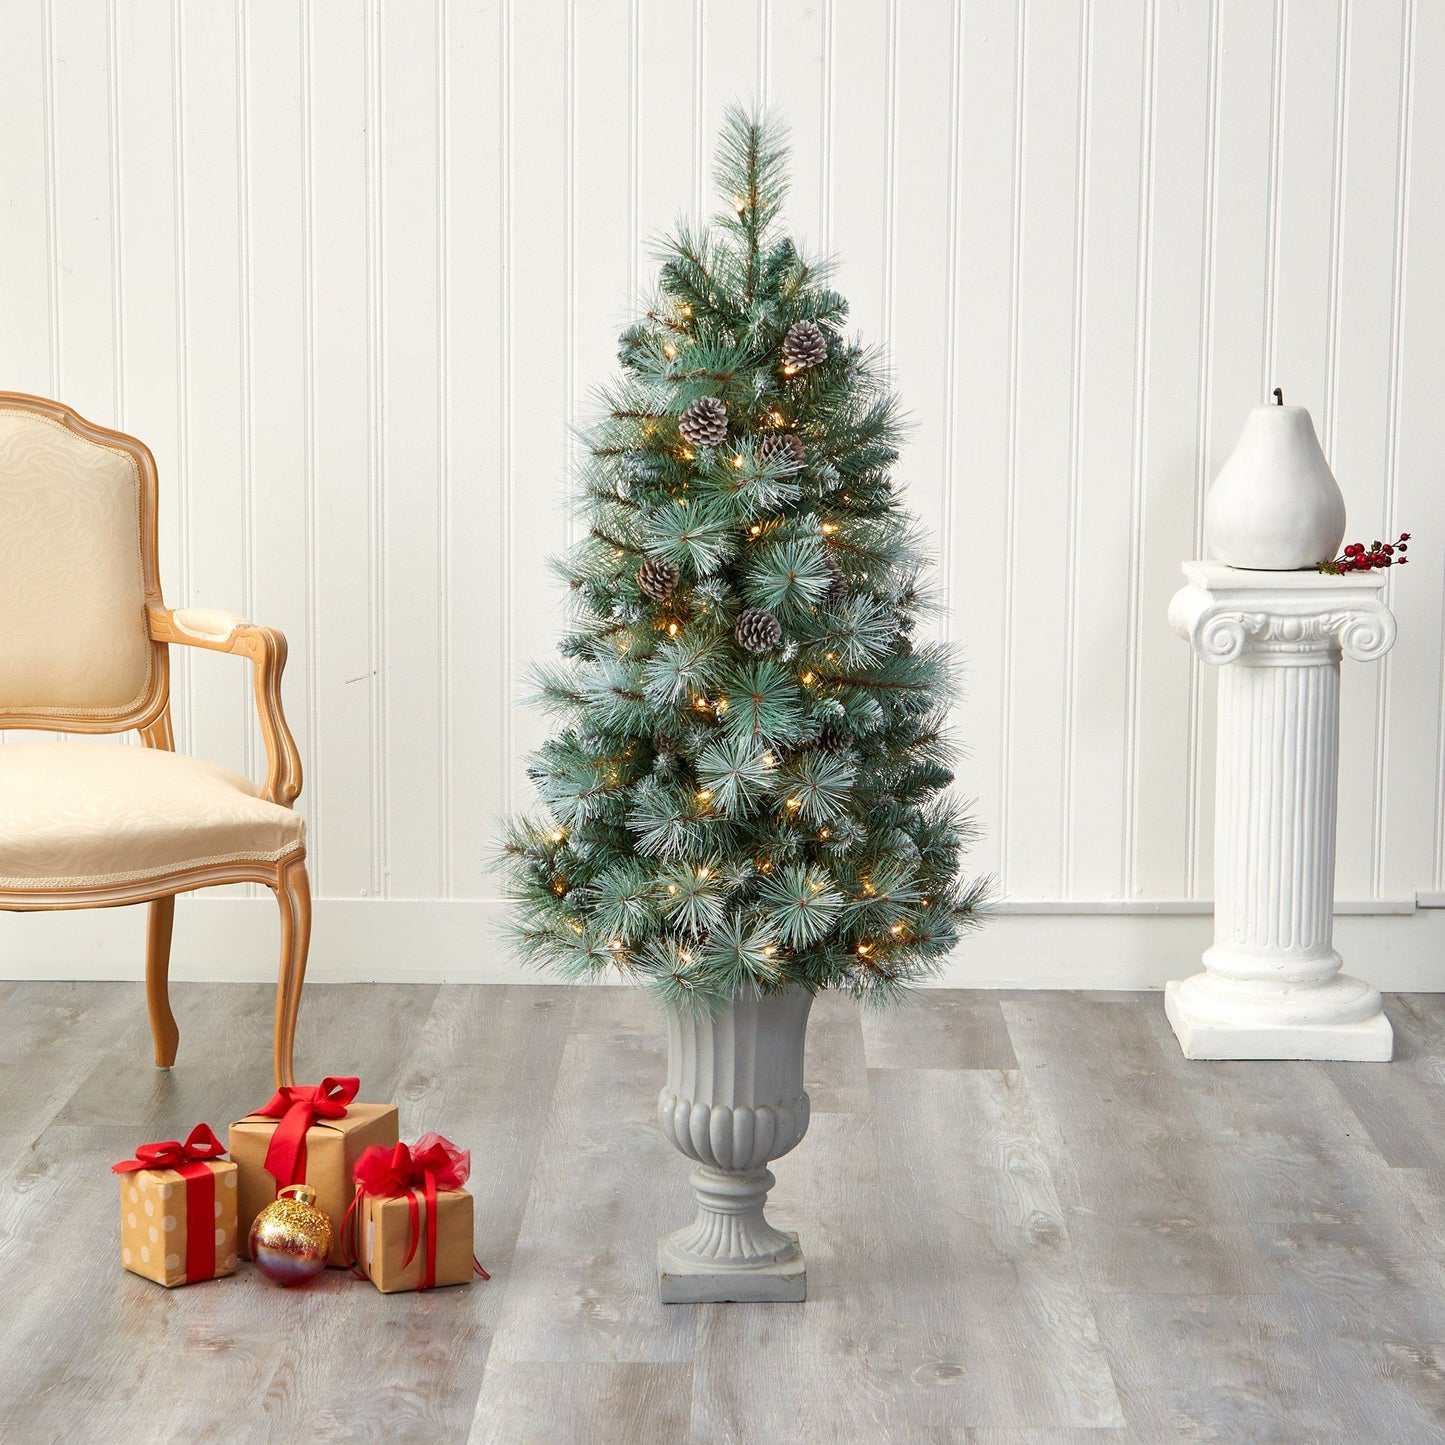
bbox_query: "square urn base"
[657,1232,806,1304]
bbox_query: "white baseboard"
[3,897,1443,992]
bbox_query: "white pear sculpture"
[1204,393,1346,570]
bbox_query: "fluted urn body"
[657,986,812,1302]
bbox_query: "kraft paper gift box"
[346,1134,486,1293]
[229,1077,398,1268]
[113,1124,238,1288]
[362,1187,475,1293]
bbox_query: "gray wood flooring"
[4,982,1445,1443]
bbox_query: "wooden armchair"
[0,393,309,1086]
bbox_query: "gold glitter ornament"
[248,1184,333,1287]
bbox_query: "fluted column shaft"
[1213,656,1339,974]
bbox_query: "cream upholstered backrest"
[0,399,162,725]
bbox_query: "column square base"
[658,1232,806,1303]
[1165,980,1393,1062]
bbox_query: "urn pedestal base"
[657,1231,805,1304]
[656,988,814,1304]
[1165,978,1392,1061]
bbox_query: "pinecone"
[636,558,680,602]
[678,396,728,448]
[782,320,827,372]
[817,720,850,752]
[758,432,806,473]
[734,608,783,654]
[822,555,847,607]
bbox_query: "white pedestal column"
[1166,561,1397,1061]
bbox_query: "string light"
[734,197,747,213]
[856,942,873,958]
[552,881,566,896]
[890,923,906,937]
[549,829,566,843]
[760,752,776,768]
[732,454,746,469]
[697,865,710,879]
[696,789,713,805]
[667,622,680,636]
[769,410,785,426]
[714,698,728,713]
[663,343,678,359]
[667,883,679,895]
[785,796,802,812]
[679,304,692,318]
[758,857,774,874]
[610,938,624,951]
[818,828,832,840]
[782,364,798,377]
[762,945,777,958]
[694,696,711,712]
[820,521,838,536]
[801,670,817,687]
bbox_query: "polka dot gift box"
[112,1124,238,1288]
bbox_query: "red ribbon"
[250,1076,359,1191]
[112,1122,227,1175]
[113,1123,227,1282]
[343,1134,489,1289]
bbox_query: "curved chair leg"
[145,895,180,1068]
[272,855,311,1087]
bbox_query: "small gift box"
[113,1124,238,1287]
[344,1134,489,1293]
[230,1077,398,1268]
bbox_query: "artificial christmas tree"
[497,105,984,1299]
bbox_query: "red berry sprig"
[1319,532,1411,575]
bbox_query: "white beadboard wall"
[3,0,1444,989]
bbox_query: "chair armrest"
[147,604,303,807]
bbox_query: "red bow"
[353,1134,471,1196]
[112,1123,227,1282]
[345,1134,488,1288]
[251,1076,359,1191]
[112,1122,227,1174]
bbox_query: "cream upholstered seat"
[0,393,310,1086]
[0,742,304,889]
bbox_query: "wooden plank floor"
[4,983,1445,1443]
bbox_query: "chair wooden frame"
[0,392,309,1086]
